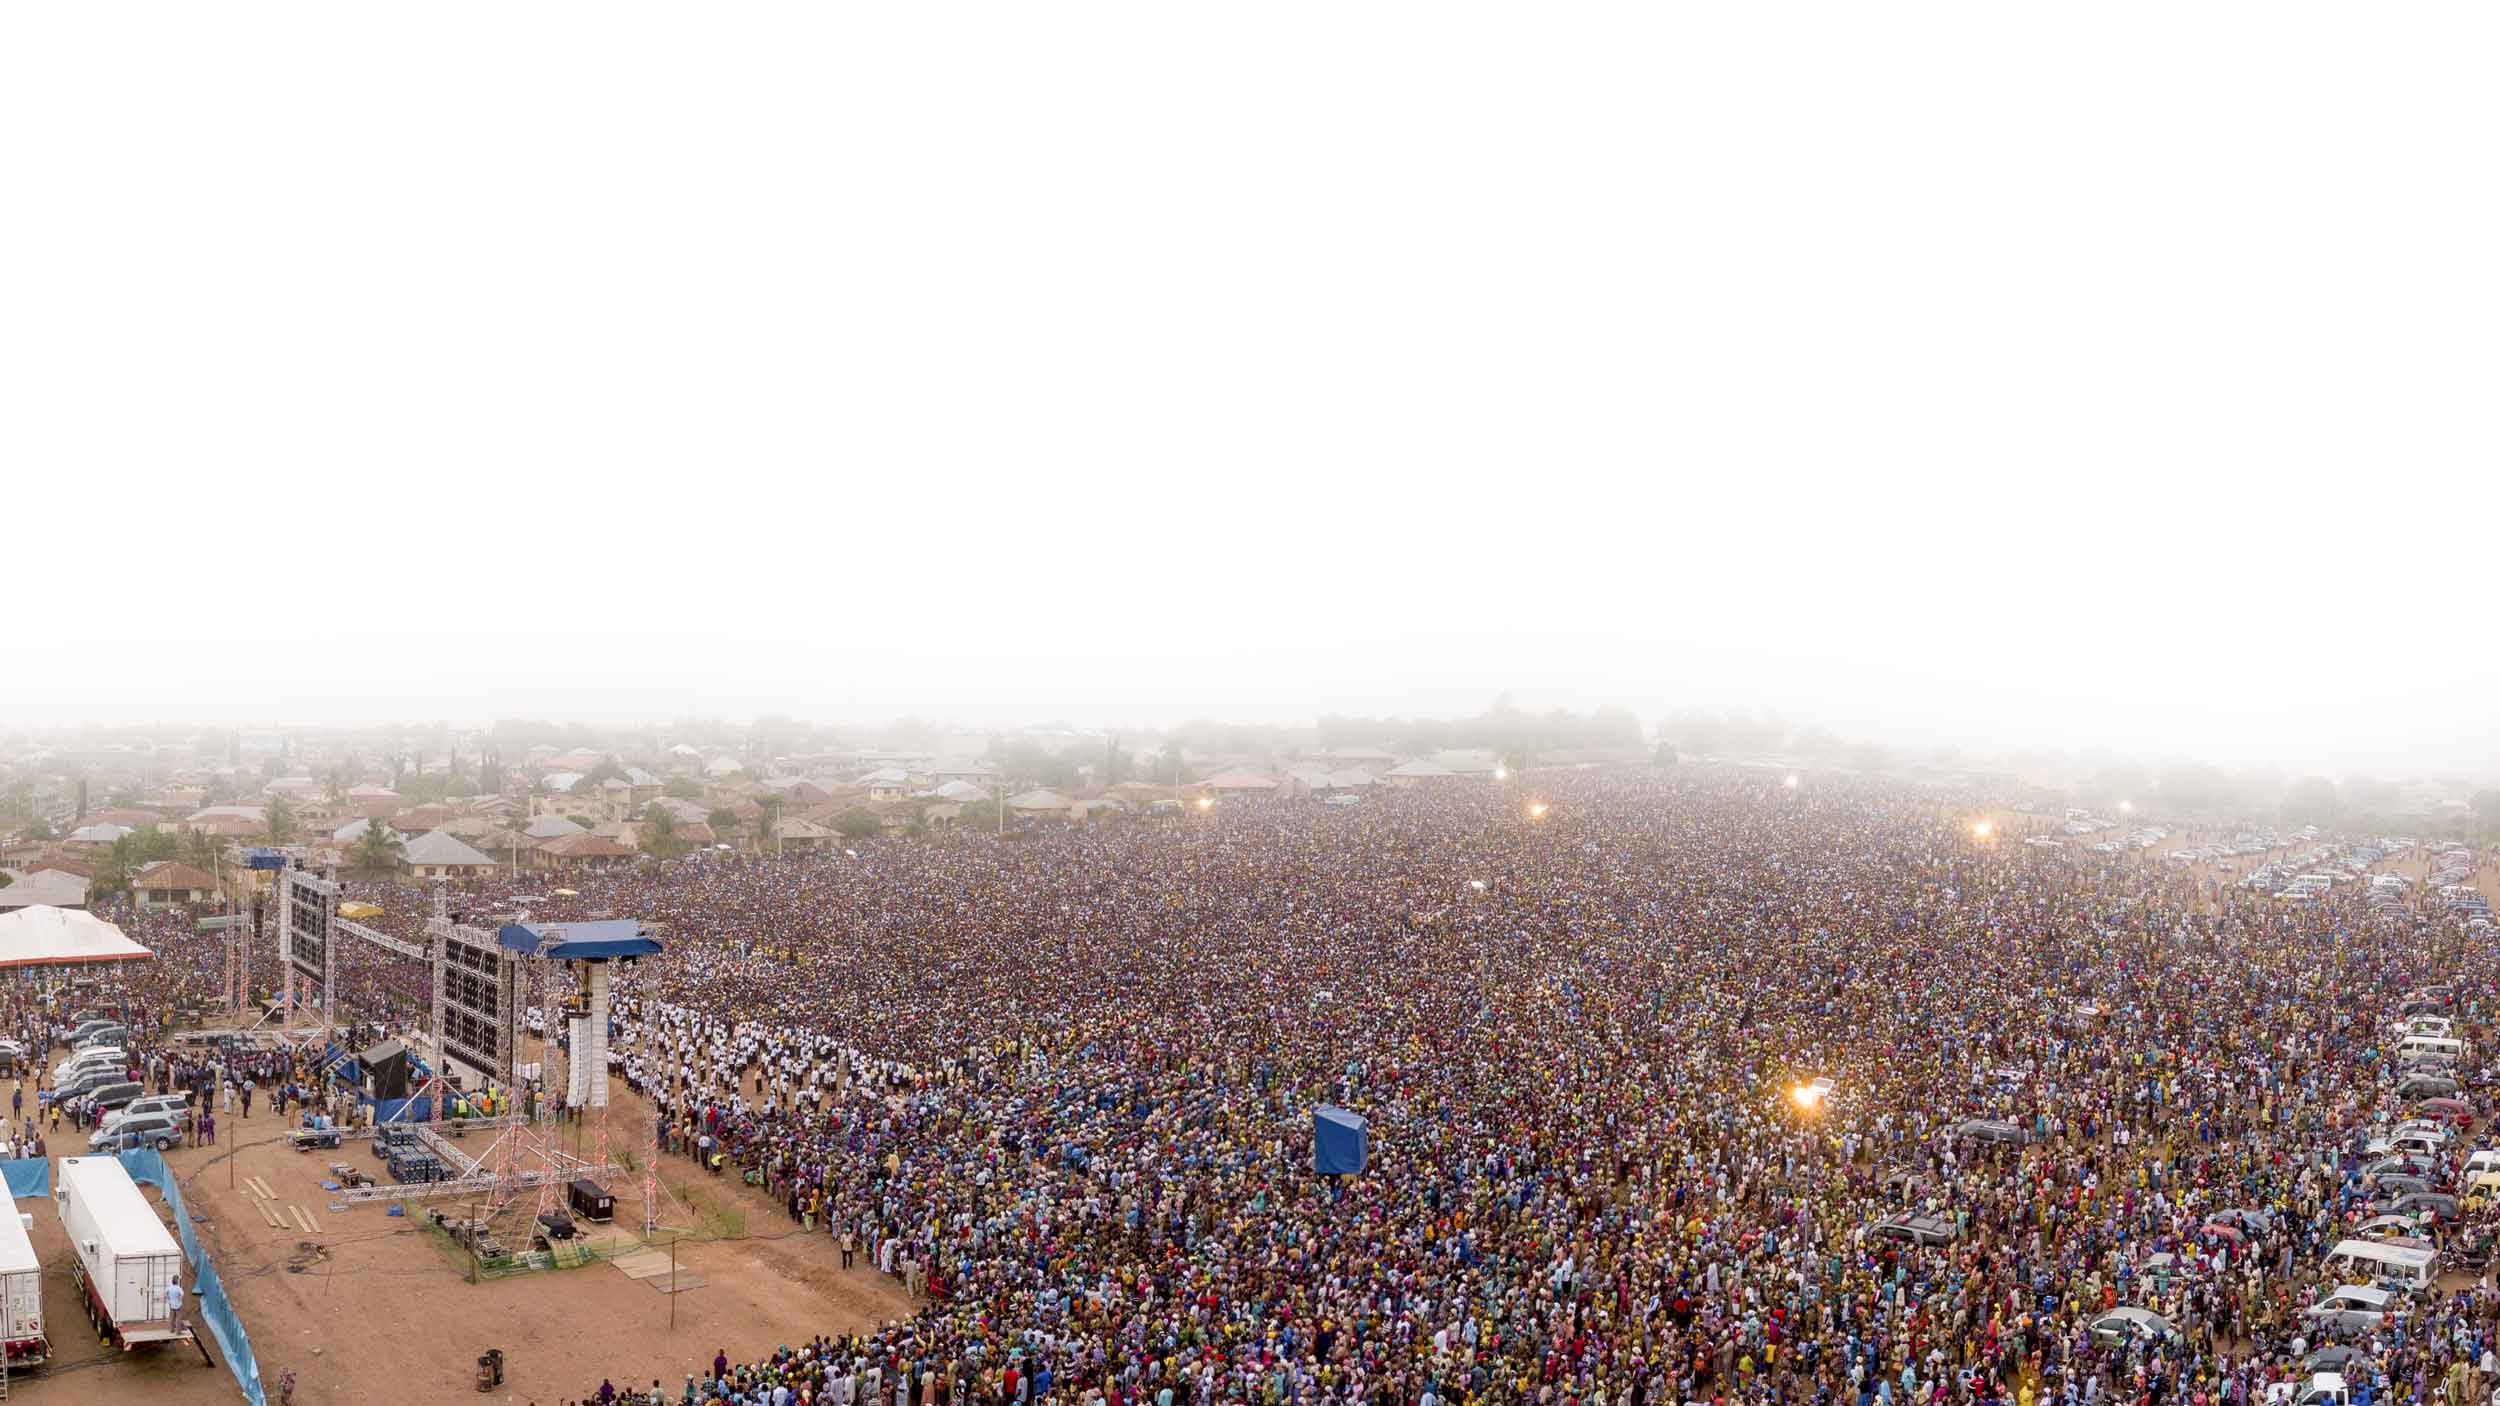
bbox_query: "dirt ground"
[14,1076,912,1404]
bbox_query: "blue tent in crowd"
[1314,1105,1368,1175]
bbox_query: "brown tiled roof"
[540,832,634,859]
[134,861,219,890]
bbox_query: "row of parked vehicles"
[1863,967,2496,1406]
[2279,986,2495,1404]
[49,1016,188,1154]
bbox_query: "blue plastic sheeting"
[243,847,287,870]
[0,1158,46,1199]
[1314,1105,1369,1175]
[374,1096,433,1124]
[497,919,662,960]
[117,1147,265,1406]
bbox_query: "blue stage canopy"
[1314,1105,1369,1175]
[497,919,662,960]
[244,847,287,870]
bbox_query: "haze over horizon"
[7,4,2495,775]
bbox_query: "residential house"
[772,817,837,854]
[0,869,90,911]
[1432,750,1503,777]
[852,769,911,803]
[523,815,588,843]
[394,804,462,834]
[1384,760,1456,787]
[917,780,989,804]
[131,861,218,909]
[402,830,501,881]
[534,831,636,872]
[1199,771,1279,796]
[1006,789,1077,819]
[645,796,711,825]
[184,806,268,839]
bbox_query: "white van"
[2398,1016,2455,1039]
[2398,1035,2465,1064]
[2325,1238,2438,1292]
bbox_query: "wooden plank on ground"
[611,1249,673,1279]
[256,1200,285,1228]
[289,1206,314,1233]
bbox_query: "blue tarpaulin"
[243,848,287,870]
[0,1158,46,1199]
[497,919,662,960]
[118,1147,264,1406]
[1314,1105,1369,1175]
[374,1096,433,1124]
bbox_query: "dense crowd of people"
[43,769,2500,1406]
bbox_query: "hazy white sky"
[5,5,2495,771]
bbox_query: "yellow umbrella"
[552,888,579,897]
[337,902,385,920]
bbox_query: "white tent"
[0,906,154,968]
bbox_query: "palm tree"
[350,822,407,876]
[751,799,780,857]
[263,795,299,843]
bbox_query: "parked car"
[101,1093,190,1130]
[88,1111,182,1153]
[1870,1214,1956,1246]
[2088,1307,2178,1345]
[2305,1285,2391,1338]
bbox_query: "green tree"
[833,808,882,843]
[350,822,407,875]
[956,800,1003,832]
[478,751,505,794]
[663,776,702,800]
[640,806,689,860]
[263,795,299,843]
[181,828,220,872]
[17,817,54,843]
[752,798,781,855]
[91,846,133,903]
[706,807,741,836]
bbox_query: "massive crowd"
[41,770,2500,1406]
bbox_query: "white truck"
[0,1184,45,1369]
[55,1156,190,1350]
